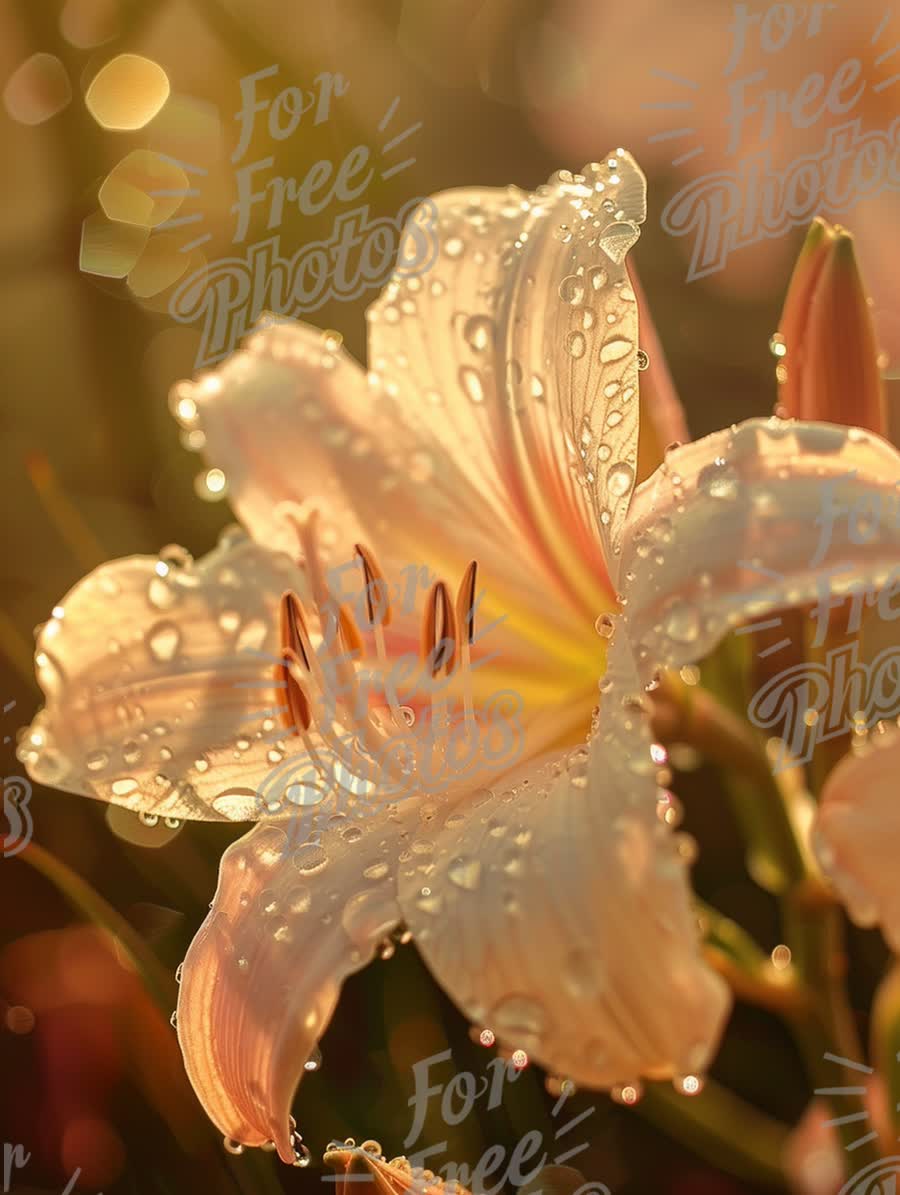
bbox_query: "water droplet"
[489,994,547,1052]
[363,861,390,881]
[594,613,616,641]
[636,349,650,370]
[559,275,585,304]
[565,331,586,359]
[292,843,328,875]
[304,1045,322,1071]
[448,856,482,891]
[599,336,632,363]
[676,1074,703,1096]
[463,315,494,353]
[288,886,311,914]
[459,365,485,403]
[479,1028,495,1046]
[612,1081,643,1105]
[587,265,608,291]
[86,749,109,772]
[445,236,464,258]
[663,600,700,645]
[607,462,634,497]
[699,460,740,502]
[196,467,227,501]
[771,944,792,970]
[147,620,181,662]
[511,1049,528,1069]
[223,1137,245,1155]
[218,609,240,635]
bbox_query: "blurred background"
[1,1,898,1191]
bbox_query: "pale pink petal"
[396,419,900,1087]
[178,157,648,624]
[397,631,730,1087]
[20,531,310,821]
[177,808,417,1160]
[815,730,900,946]
[364,159,645,574]
[324,1141,474,1195]
[621,419,900,684]
[783,1100,849,1195]
[783,1077,889,1195]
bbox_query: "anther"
[281,648,312,732]
[338,604,364,654]
[455,561,478,646]
[422,581,458,678]
[279,591,312,670]
[355,543,392,627]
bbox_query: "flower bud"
[775,217,886,437]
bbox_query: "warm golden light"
[3,53,72,125]
[85,53,170,130]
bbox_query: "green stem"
[784,896,878,1169]
[653,674,807,889]
[654,672,881,1180]
[639,1080,790,1189]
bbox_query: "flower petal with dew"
[323,1138,471,1195]
[400,419,900,1091]
[175,155,649,608]
[177,815,416,1162]
[20,530,307,822]
[815,725,900,949]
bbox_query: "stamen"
[422,581,458,678]
[338,604,364,654]
[355,543,392,627]
[279,647,312,734]
[455,561,478,646]
[454,562,478,726]
[278,591,312,671]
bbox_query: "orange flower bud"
[775,217,887,437]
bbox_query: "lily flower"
[20,152,900,1165]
